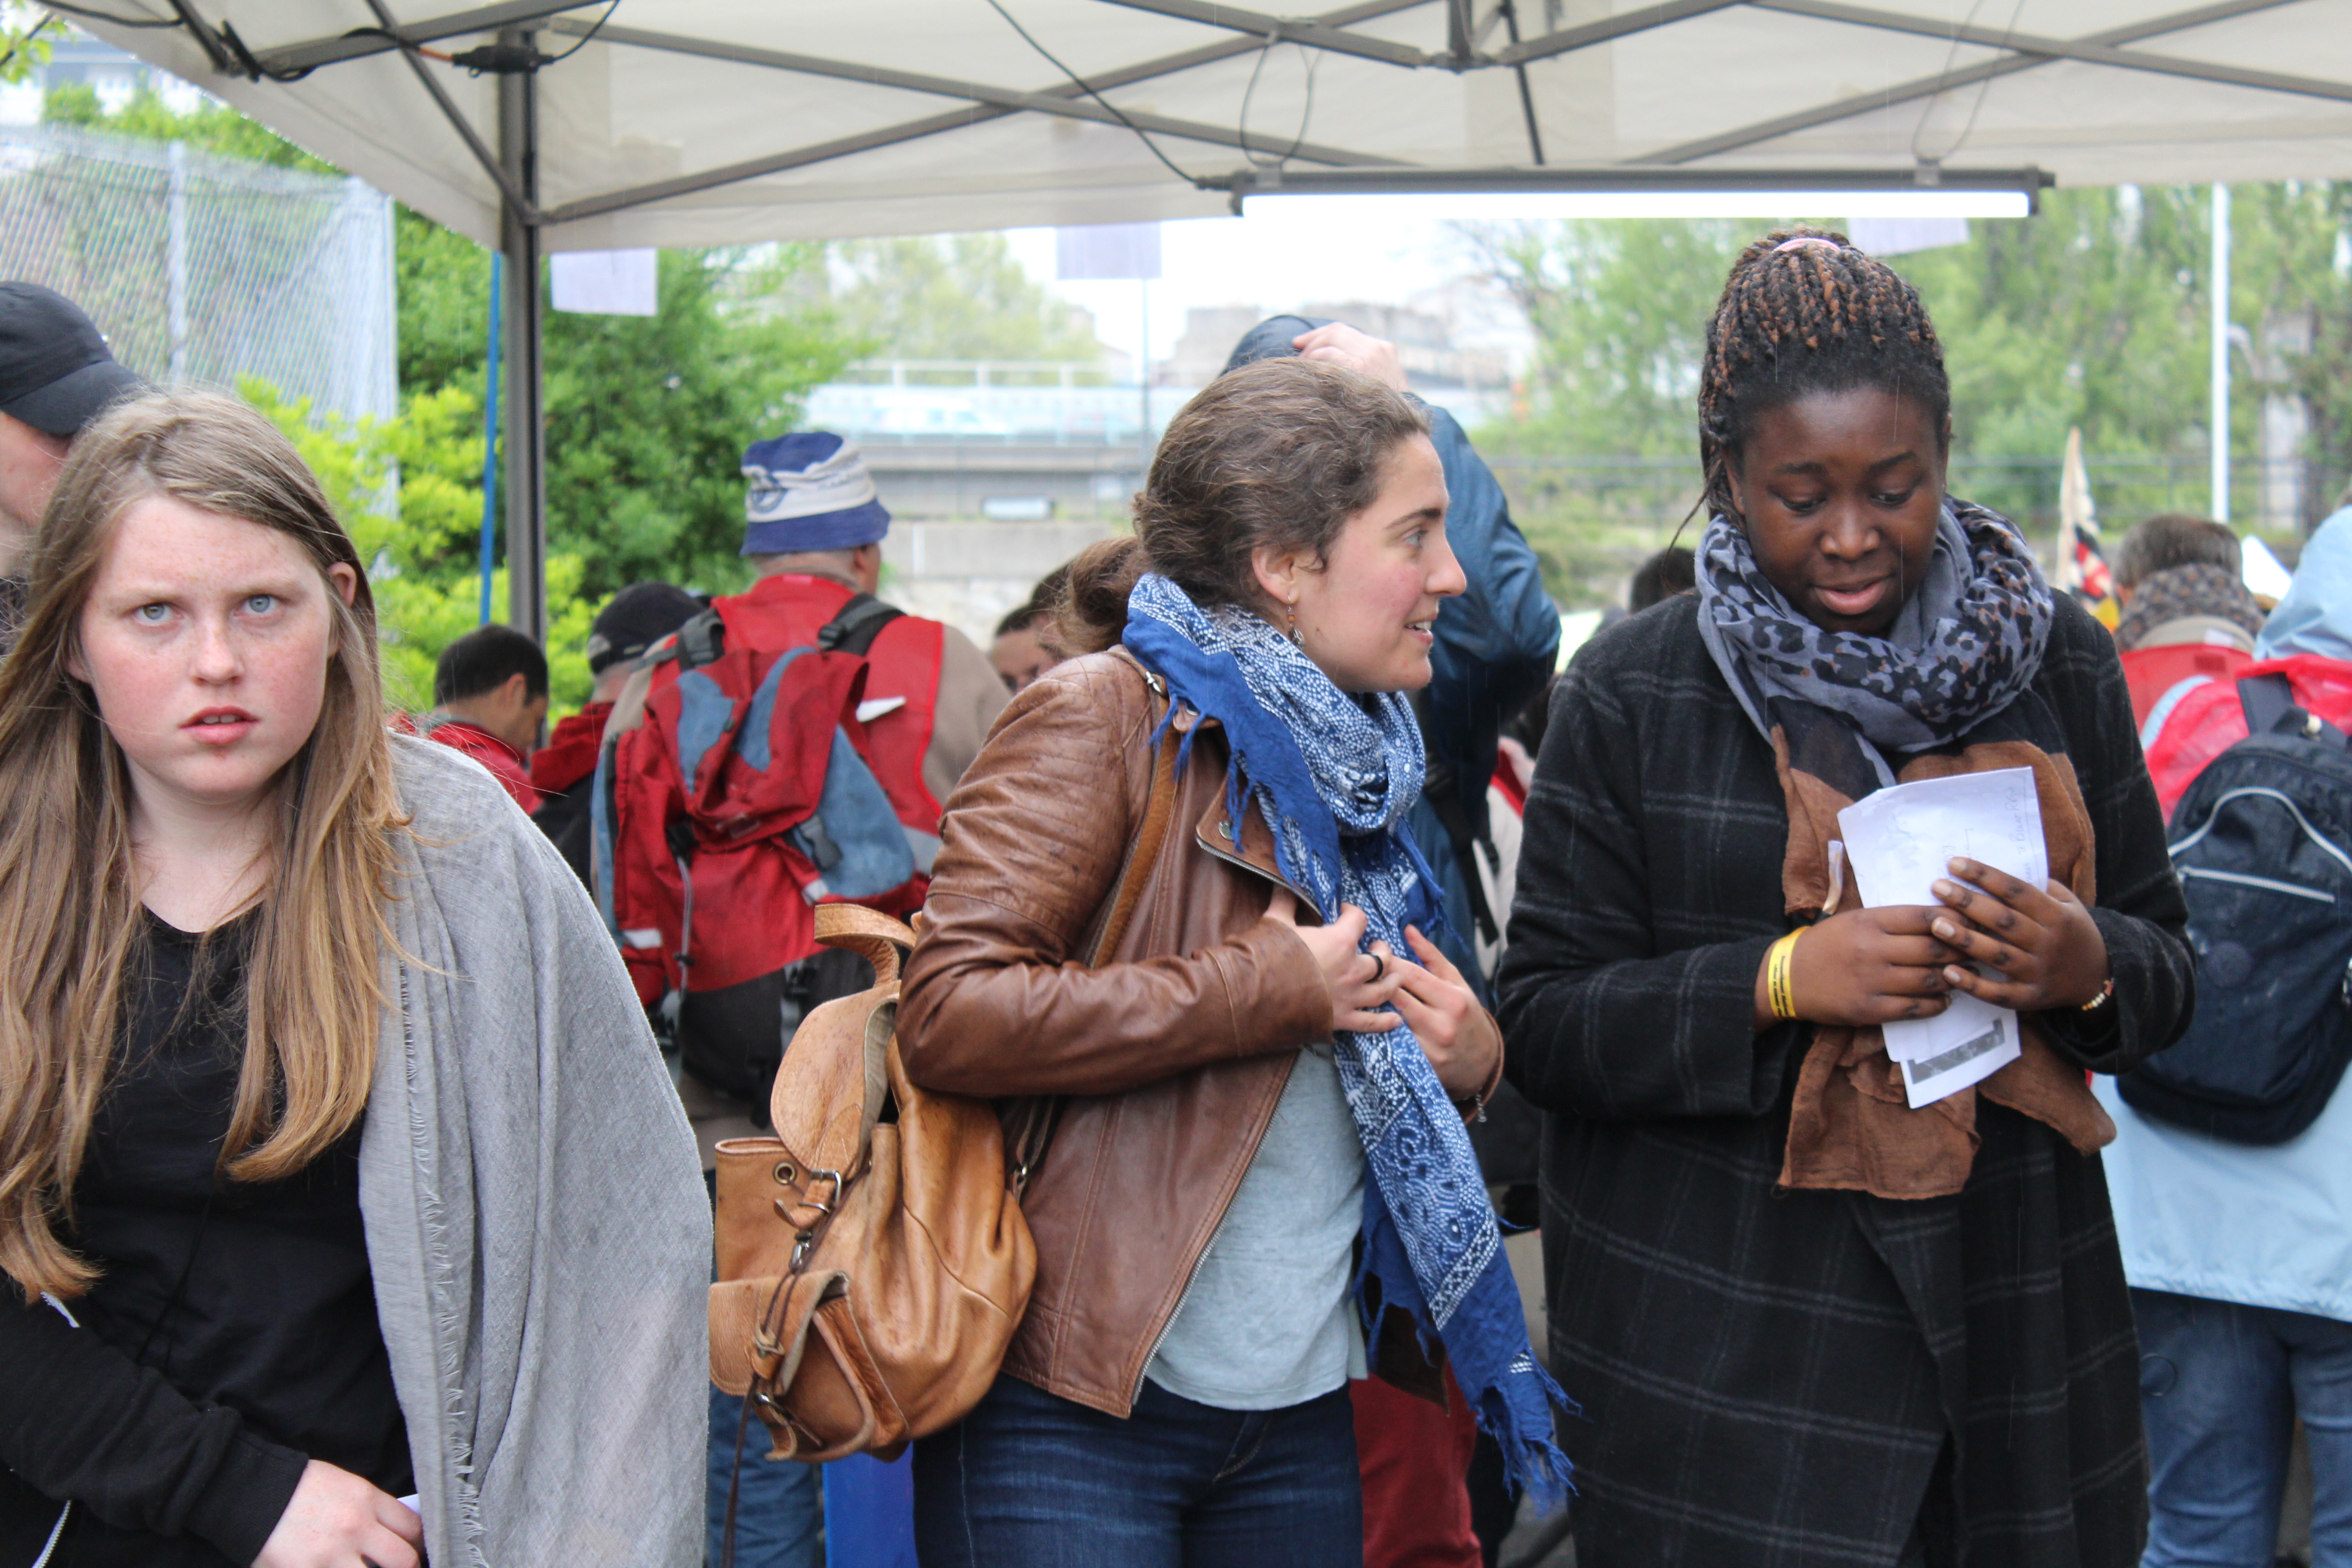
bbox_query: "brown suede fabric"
[1775,735,2118,1197]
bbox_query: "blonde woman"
[0,392,708,1568]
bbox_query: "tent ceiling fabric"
[74,0,2352,250]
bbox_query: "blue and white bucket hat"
[741,431,891,555]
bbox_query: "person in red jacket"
[421,623,544,811]
[603,431,1008,1568]
[2112,513,2265,730]
[2144,498,2352,820]
[529,581,701,884]
[605,433,1008,1030]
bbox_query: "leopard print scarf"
[1695,498,2053,763]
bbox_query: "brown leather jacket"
[901,647,1464,1418]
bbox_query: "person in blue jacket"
[2097,488,2352,1568]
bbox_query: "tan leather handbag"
[708,715,1179,1479]
[709,902,1033,1465]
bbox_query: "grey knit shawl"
[358,737,709,1567]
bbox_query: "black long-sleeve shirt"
[0,911,410,1566]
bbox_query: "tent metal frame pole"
[564,22,1393,168]
[1093,0,1435,65]
[537,0,1422,225]
[497,23,548,646]
[254,0,594,75]
[363,0,540,220]
[1635,0,2298,165]
[1752,0,2352,106]
[1493,0,1743,67]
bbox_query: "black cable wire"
[37,1,185,27]
[981,0,1196,185]
[1235,30,1321,172]
[1283,44,1322,166]
[540,0,621,64]
[1238,31,1273,165]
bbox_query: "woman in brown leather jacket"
[897,358,1569,1567]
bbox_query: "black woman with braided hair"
[1498,230,2195,1568]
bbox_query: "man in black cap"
[0,283,145,652]
[528,581,705,885]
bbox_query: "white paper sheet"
[1834,768,2046,1100]
[549,248,658,316]
[1896,1005,2022,1107]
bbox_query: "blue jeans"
[912,1375,1363,1568]
[2136,1287,2352,1567]
[707,1382,821,1568]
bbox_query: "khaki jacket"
[899,648,1478,1416]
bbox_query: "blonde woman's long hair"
[0,390,406,1301]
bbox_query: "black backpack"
[2120,674,2352,1144]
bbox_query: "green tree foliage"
[41,82,858,702]
[0,8,53,85]
[1470,218,1744,461]
[44,78,334,170]
[404,239,852,594]
[818,234,1103,362]
[1473,188,2352,603]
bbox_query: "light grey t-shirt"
[1145,1046,1369,1410]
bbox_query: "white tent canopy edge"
[63,0,2352,638]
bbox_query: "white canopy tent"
[64,0,2352,635]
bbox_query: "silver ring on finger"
[1369,952,1387,983]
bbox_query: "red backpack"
[596,594,930,1112]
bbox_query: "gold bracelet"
[1766,929,1806,1022]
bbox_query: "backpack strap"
[816,593,902,657]
[676,607,727,671]
[2239,673,2351,748]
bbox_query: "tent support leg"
[498,25,548,649]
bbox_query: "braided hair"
[1696,227,1951,524]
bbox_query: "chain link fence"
[0,121,394,424]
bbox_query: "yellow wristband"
[1766,929,1806,1022]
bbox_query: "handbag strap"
[1007,696,1181,1192]
[1093,717,1184,963]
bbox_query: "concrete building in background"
[815,297,1522,645]
[1157,300,1512,393]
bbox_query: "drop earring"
[1285,599,1304,649]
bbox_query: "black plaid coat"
[1497,593,2194,1568]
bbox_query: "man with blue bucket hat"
[598,431,1004,1568]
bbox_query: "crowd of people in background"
[3,225,2350,1568]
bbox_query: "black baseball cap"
[0,283,146,436]
[586,581,704,675]
[1222,314,1333,377]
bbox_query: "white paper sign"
[1835,768,2048,1104]
[550,248,658,316]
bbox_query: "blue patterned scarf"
[1123,571,1573,1504]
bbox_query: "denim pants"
[912,1374,1363,1568]
[2135,1287,2352,1567]
[707,1383,821,1568]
